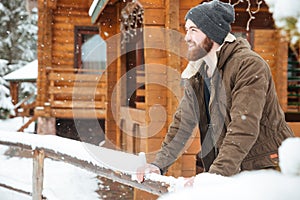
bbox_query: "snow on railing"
[0,131,169,199]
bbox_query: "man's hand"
[184,177,194,187]
[136,163,161,183]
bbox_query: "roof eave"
[5,78,36,82]
[90,0,110,24]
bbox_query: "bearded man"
[136,0,294,183]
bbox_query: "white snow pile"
[0,126,299,200]
[0,147,100,200]
[279,137,300,176]
[159,137,300,200]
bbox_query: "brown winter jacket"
[152,37,294,176]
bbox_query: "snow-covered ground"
[0,117,140,199]
[0,117,101,199]
[0,145,100,200]
[0,117,35,133]
[0,117,300,200]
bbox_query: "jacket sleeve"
[209,56,269,176]
[152,80,199,174]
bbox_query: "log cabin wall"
[253,29,288,111]
[36,0,120,143]
[37,0,53,109]
[128,0,201,179]
[37,0,94,112]
[136,0,171,177]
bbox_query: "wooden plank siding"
[46,69,107,119]
[37,0,94,110]
[98,5,120,146]
[36,0,117,140]
[37,0,53,107]
[51,7,92,68]
[253,29,288,111]
[116,0,200,181]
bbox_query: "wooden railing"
[14,93,36,117]
[13,93,37,132]
[120,107,146,153]
[136,69,146,109]
[0,132,168,200]
[46,67,107,118]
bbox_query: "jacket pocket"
[241,151,278,170]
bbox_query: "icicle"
[120,1,144,48]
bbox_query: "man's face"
[185,19,213,61]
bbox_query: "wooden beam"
[166,0,179,30]
[51,100,106,108]
[10,82,19,105]
[108,0,119,5]
[50,108,106,118]
[32,149,45,200]
[18,115,38,132]
[48,86,106,95]
[47,0,57,9]
[36,0,53,107]
[0,183,32,197]
[45,149,169,196]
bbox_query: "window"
[287,47,300,113]
[124,36,145,108]
[121,2,145,109]
[74,26,106,73]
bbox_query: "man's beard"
[187,36,214,61]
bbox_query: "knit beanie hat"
[185,0,235,45]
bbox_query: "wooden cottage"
[4,60,37,120]
[35,0,300,194]
[4,60,37,132]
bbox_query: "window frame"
[74,26,99,69]
[286,46,300,121]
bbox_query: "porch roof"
[4,60,38,82]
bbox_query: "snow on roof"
[89,0,100,16]
[0,59,8,66]
[3,60,37,82]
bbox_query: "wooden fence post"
[32,149,45,200]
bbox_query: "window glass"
[74,26,106,73]
[81,34,107,72]
[287,48,300,113]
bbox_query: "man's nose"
[185,32,191,43]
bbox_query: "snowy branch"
[265,0,300,60]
